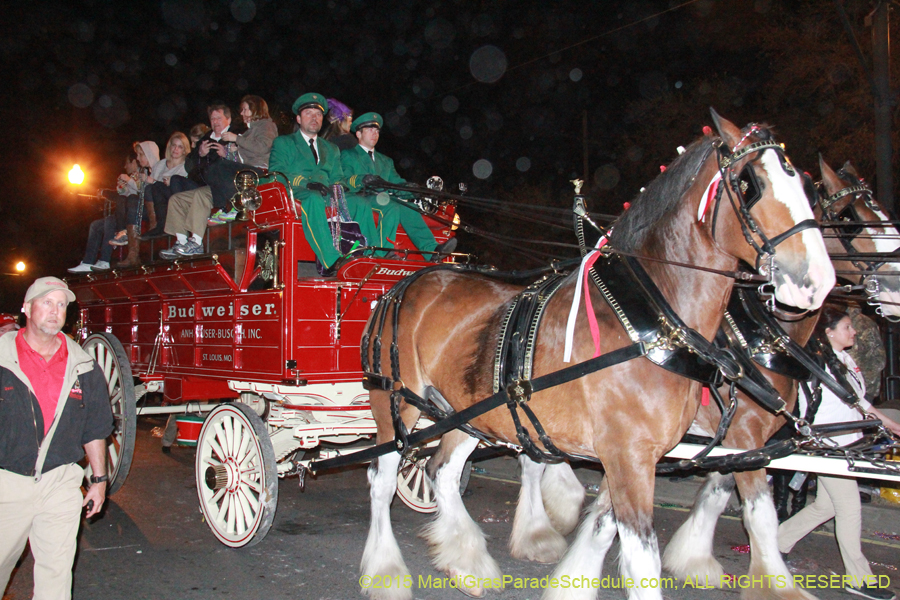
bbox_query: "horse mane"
[609,136,715,252]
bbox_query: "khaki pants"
[164,186,213,239]
[0,464,84,600]
[778,474,873,580]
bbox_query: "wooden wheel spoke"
[107,440,119,466]
[213,420,232,460]
[234,489,254,530]
[210,487,226,507]
[207,435,227,464]
[238,481,262,504]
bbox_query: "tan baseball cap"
[24,276,76,304]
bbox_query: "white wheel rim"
[197,406,267,546]
[396,457,437,513]
[84,338,126,481]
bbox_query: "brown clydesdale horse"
[360,112,834,600]
[659,157,900,600]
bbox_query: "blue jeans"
[82,216,116,264]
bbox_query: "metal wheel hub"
[204,464,229,491]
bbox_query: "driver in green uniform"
[268,93,375,273]
[342,112,455,259]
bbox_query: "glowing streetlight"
[15,262,25,273]
[68,164,85,185]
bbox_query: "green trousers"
[371,200,437,256]
[299,192,379,268]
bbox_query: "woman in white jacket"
[778,305,900,600]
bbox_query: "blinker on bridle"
[709,130,817,273]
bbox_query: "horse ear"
[818,154,842,196]
[709,108,742,149]
[841,161,859,177]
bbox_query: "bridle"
[818,170,900,319]
[708,128,819,275]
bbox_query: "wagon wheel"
[396,455,472,514]
[82,333,136,496]
[196,402,278,548]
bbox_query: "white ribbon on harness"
[564,236,606,363]
[697,171,722,223]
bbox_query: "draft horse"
[661,157,900,600]
[360,112,834,600]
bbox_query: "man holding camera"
[0,277,113,600]
[161,104,238,259]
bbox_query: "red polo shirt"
[16,330,68,435]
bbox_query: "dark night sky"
[0,0,890,311]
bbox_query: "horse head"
[708,110,834,309]
[819,156,900,318]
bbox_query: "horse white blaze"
[510,455,568,563]
[865,209,900,317]
[421,435,501,594]
[743,496,817,600]
[618,526,664,600]
[543,491,617,600]
[361,452,411,600]
[662,474,731,584]
[760,151,834,309]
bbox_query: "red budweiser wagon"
[67,175,459,547]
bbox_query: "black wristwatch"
[90,474,109,484]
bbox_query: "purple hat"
[326,98,352,123]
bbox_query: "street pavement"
[3,417,899,600]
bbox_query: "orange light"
[15,262,25,273]
[68,164,85,185]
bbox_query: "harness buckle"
[507,379,533,404]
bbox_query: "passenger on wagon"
[188,123,210,150]
[269,93,372,274]
[69,153,138,273]
[139,131,191,239]
[341,112,455,260]
[205,95,278,225]
[160,104,241,259]
[322,98,357,151]
[111,141,159,268]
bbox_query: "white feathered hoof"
[509,524,567,564]
[447,568,492,598]
[541,463,585,536]
[360,566,414,600]
[360,546,413,600]
[662,547,725,587]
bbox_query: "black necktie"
[368,150,375,163]
[309,138,319,164]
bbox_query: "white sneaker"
[68,262,94,273]
[92,261,111,271]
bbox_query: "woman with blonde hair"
[138,131,191,240]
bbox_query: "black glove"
[306,181,329,196]
[362,174,385,186]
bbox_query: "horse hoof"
[448,570,487,598]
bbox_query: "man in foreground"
[0,277,113,600]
